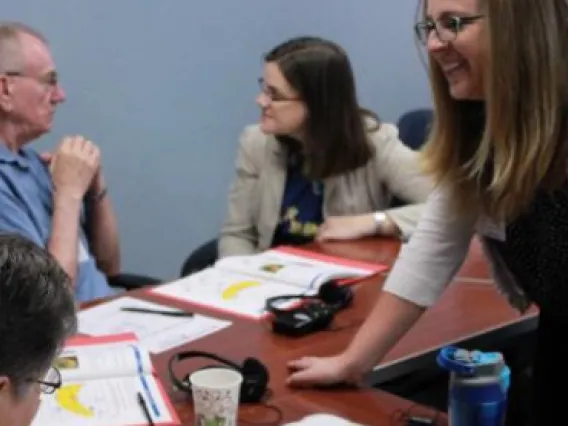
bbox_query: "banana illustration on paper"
[221,281,261,300]
[55,384,94,417]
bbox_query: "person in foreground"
[287,0,566,422]
[0,234,77,426]
[0,22,120,302]
[219,36,432,258]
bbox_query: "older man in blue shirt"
[0,22,118,302]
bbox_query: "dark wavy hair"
[265,36,379,180]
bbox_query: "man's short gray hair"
[0,22,47,73]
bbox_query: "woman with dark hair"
[218,36,432,258]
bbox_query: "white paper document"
[78,297,232,353]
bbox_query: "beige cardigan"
[384,182,533,313]
[218,123,433,258]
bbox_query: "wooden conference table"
[83,236,538,425]
[316,237,538,383]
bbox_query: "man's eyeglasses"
[258,77,301,102]
[3,70,60,89]
[414,15,484,45]
[33,366,62,394]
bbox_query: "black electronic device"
[264,280,353,337]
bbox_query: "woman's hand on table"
[286,354,363,388]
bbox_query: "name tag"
[476,215,506,241]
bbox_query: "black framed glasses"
[3,70,60,90]
[33,366,62,394]
[414,15,484,45]
[257,77,301,102]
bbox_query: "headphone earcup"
[168,350,258,401]
[318,281,353,309]
[169,354,193,393]
[240,358,269,403]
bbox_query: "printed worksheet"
[79,297,232,353]
[34,376,173,426]
[32,334,180,426]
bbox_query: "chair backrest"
[389,108,434,209]
[396,108,434,151]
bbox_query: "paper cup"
[190,368,243,426]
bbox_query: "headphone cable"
[239,406,283,426]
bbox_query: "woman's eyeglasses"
[414,15,484,45]
[257,78,301,102]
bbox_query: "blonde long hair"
[421,0,568,221]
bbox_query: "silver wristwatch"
[373,211,387,233]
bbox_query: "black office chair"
[389,108,434,209]
[84,206,162,291]
[180,238,218,277]
[108,273,160,290]
[396,108,434,151]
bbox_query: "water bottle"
[437,346,510,426]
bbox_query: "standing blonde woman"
[287,0,568,422]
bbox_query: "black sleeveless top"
[493,184,568,317]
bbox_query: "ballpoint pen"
[137,392,155,426]
[121,306,194,317]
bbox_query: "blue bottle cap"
[437,346,504,377]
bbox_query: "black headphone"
[168,350,269,404]
[264,280,353,337]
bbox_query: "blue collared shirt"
[0,144,113,302]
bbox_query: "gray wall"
[3,0,431,279]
